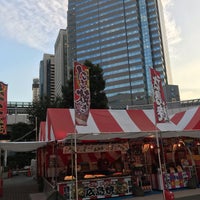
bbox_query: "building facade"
[54,29,68,98]
[67,0,173,108]
[32,78,40,102]
[39,54,55,101]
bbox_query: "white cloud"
[0,0,68,52]
[0,0,180,55]
[161,0,182,56]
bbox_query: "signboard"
[63,142,129,154]
[0,82,7,134]
[58,176,132,199]
[150,68,168,123]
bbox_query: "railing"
[6,98,200,114]
[127,98,200,111]
[42,177,55,196]
[7,101,32,107]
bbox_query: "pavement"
[130,188,200,200]
[1,174,200,200]
[0,174,39,200]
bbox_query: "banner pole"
[73,61,90,200]
[74,126,78,200]
[155,127,166,200]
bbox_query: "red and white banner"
[0,82,8,134]
[74,62,90,126]
[150,68,168,123]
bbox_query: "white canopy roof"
[0,141,47,152]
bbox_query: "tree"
[7,122,36,170]
[26,96,62,131]
[62,60,108,109]
[10,122,35,141]
[27,60,108,132]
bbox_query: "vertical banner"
[74,62,90,126]
[150,68,168,123]
[0,82,8,134]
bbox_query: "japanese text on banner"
[150,68,168,123]
[74,62,90,126]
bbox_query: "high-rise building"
[32,78,40,102]
[54,29,68,98]
[67,0,173,108]
[39,54,55,101]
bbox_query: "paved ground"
[1,174,39,200]
[130,188,200,200]
[1,174,200,200]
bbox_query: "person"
[97,152,110,171]
[67,159,74,175]
[112,157,124,172]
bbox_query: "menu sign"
[63,142,129,154]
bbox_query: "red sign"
[0,82,8,134]
[74,62,90,126]
[150,68,168,123]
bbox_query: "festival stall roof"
[39,121,46,142]
[0,141,47,152]
[170,106,200,130]
[38,108,200,142]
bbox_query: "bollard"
[164,189,174,200]
[8,169,12,178]
[27,168,31,177]
[0,178,3,197]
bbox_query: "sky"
[0,0,199,102]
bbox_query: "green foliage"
[7,152,35,169]
[10,122,35,141]
[26,96,63,130]
[4,123,36,170]
[63,60,108,109]
[26,60,108,132]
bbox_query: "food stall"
[150,137,199,190]
[57,141,133,199]
[38,107,200,199]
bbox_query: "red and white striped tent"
[171,106,200,130]
[39,107,200,142]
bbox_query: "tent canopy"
[0,141,47,152]
[39,107,200,142]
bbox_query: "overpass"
[7,98,200,116]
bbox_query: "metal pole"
[35,117,38,141]
[155,130,166,200]
[74,129,78,200]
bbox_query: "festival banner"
[0,82,8,134]
[74,62,90,126]
[150,68,168,123]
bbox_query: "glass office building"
[67,0,172,108]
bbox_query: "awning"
[39,107,200,142]
[42,108,179,141]
[0,141,47,152]
[170,106,200,130]
[62,130,200,141]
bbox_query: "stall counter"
[57,175,132,199]
[163,171,190,189]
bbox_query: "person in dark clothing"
[97,152,110,171]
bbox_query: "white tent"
[0,141,47,152]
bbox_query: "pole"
[0,148,3,197]
[74,127,78,200]
[155,129,166,200]
[35,117,38,141]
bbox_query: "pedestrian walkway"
[1,174,39,200]
[1,174,200,200]
[128,187,200,200]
